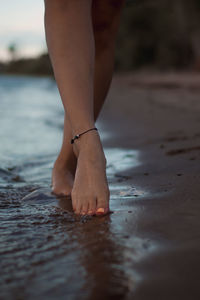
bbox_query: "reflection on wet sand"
[68,214,129,299]
[20,181,149,299]
[1,75,200,299]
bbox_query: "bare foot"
[71,130,110,216]
[51,153,77,197]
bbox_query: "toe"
[88,210,94,216]
[81,200,89,215]
[74,198,82,215]
[88,197,97,215]
[96,188,109,215]
[75,205,82,215]
[71,190,79,213]
[96,207,105,215]
[96,197,108,216]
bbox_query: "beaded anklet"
[71,127,98,144]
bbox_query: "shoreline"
[99,73,200,299]
[0,72,200,299]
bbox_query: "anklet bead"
[71,127,97,144]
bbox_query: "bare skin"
[44,0,125,215]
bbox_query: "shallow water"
[0,75,155,299]
[2,75,200,299]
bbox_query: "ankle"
[71,121,96,138]
[72,132,107,166]
[54,152,77,171]
[72,129,100,152]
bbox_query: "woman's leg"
[72,0,126,216]
[46,0,95,200]
[51,0,125,197]
[51,114,76,196]
[44,0,107,215]
[45,0,124,215]
[51,0,125,199]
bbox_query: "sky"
[0,0,45,61]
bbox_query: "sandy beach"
[0,72,200,299]
[100,72,200,299]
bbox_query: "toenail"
[96,208,105,214]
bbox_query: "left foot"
[51,155,76,197]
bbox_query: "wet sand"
[0,73,200,299]
[100,72,200,299]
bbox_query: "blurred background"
[1,0,200,74]
[1,2,200,299]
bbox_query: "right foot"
[71,130,110,216]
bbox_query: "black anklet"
[71,127,98,144]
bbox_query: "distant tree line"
[0,54,53,76]
[1,0,200,75]
[116,0,200,71]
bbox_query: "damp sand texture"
[0,73,200,300]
